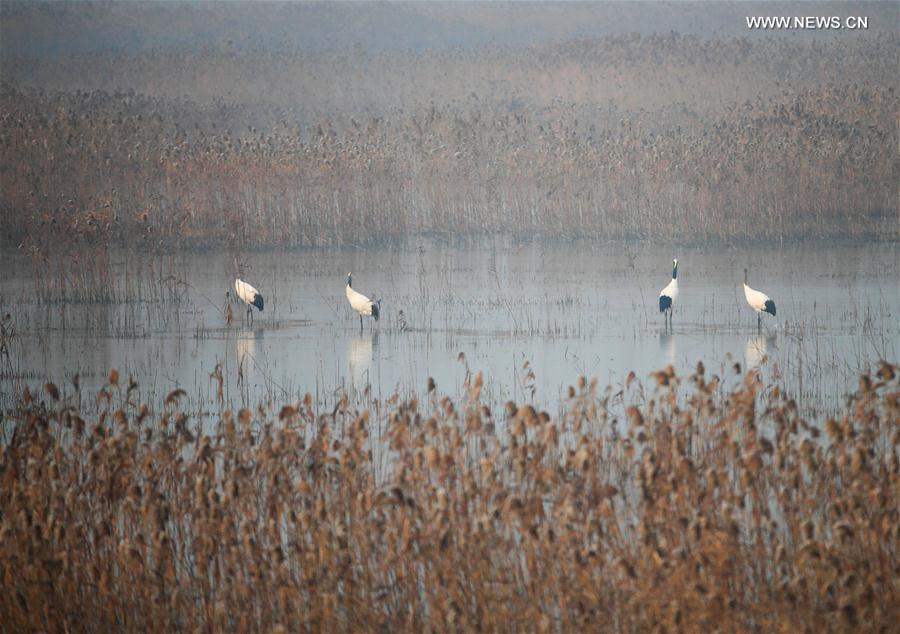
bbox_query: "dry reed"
[2,33,897,248]
[1,361,898,631]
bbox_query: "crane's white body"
[742,269,776,331]
[659,278,679,306]
[346,274,380,331]
[346,284,376,317]
[234,278,264,323]
[658,259,678,329]
[743,284,772,314]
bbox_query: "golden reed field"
[1,363,897,632]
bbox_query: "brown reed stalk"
[1,361,898,631]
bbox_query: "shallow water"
[1,242,897,420]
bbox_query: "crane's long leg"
[359,314,363,333]
[757,313,761,333]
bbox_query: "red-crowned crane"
[234,278,264,324]
[743,268,776,332]
[658,258,678,329]
[346,273,380,332]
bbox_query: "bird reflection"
[659,331,676,366]
[348,332,379,382]
[236,329,261,361]
[745,333,776,370]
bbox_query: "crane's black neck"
[347,274,352,288]
[672,261,678,280]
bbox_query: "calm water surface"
[1,242,897,421]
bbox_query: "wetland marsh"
[1,242,896,423]
[2,2,898,630]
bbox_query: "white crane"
[346,273,380,332]
[743,268,776,332]
[658,258,678,329]
[233,278,264,324]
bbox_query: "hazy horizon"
[3,1,897,62]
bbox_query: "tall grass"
[22,245,191,310]
[1,33,897,248]
[2,362,898,631]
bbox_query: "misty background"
[1,1,897,246]
[3,2,898,58]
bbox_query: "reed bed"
[21,244,192,308]
[1,361,898,632]
[2,33,897,248]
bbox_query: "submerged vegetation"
[1,362,898,631]
[2,31,897,248]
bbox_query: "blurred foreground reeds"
[1,361,898,632]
